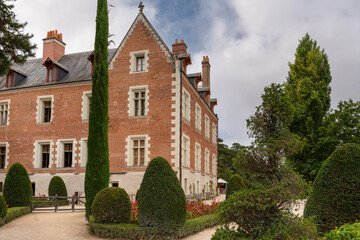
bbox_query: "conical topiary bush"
[137,157,186,231]
[304,143,360,233]
[48,176,68,197]
[3,163,32,207]
[226,174,246,199]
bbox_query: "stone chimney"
[202,56,211,105]
[42,30,65,63]
[172,39,187,55]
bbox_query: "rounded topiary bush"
[3,163,32,207]
[137,157,186,231]
[48,176,68,197]
[226,174,246,199]
[91,187,131,223]
[0,195,7,218]
[304,143,360,233]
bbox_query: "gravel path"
[0,195,225,240]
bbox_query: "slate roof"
[0,49,117,90]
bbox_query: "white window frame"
[212,153,217,176]
[0,100,10,126]
[125,135,150,167]
[129,50,149,74]
[81,91,92,121]
[36,95,54,124]
[195,142,201,171]
[128,86,149,117]
[182,134,190,168]
[55,139,76,168]
[182,89,191,122]
[212,123,217,145]
[0,142,9,169]
[195,103,201,132]
[205,115,210,140]
[33,140,54,169]
[80,138,88,168]
[205,148,210,174]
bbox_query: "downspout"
[178,57,183,187]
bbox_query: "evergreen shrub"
[0,195,7,218]
[304,143,360,233]
[3,163,32,207]
[48,176,68,197]
[225,174,246,199]
[137,157,186,231]
[324,222,360,240]
[91,187,131,223]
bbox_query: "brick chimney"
[172,39,187,55]
[42,30,65,63]
[202,56,211,105]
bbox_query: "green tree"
[48,176,67,197]
[285,33,332,182]
[245,83,300,183]
[225,174,246,199]
[84,0,110,219]
[0,0,36,76]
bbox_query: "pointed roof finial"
[138,2,144,12]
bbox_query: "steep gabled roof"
[109,12,174,69]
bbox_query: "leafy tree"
[245,83,301,183]
[217,138,248,182]
[225,174,246,199]
[84,0,110,219]
[0,0,36,76]
[285,33,332,182]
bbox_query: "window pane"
[0,147,5,169]
[140,140,145,147]
[140,148,144,166]
[133,149,138,166]
[64,143,72,167]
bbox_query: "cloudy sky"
[12,0,360,146]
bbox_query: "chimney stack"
[202,56,211,105]
[172,39,187,55]
[42,30,66,63]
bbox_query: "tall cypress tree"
[84,0,110,219]
[285,33,332,182]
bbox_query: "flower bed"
[130,199,219,221]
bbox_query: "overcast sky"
[12,0,360,146]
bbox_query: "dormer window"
[130,50,149,74]
[5,71,15,88]
[47,65,57,83]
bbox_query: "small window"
[212,123,217,144]
[0,182,3,192]
[47,66,57,83]
[112,182,119,187]
[64,143,73,168]
[182,134,190,168]
[212,154,217,176]
[0,146,6,169]
[205,149,210,174]
[41,144,50,168]
[129,86,148,117]
[0,103,9,126]
[6,71,15,88]
[133,139,145,166]
[82,91,92,121]
[195,143,201,171]
[43,101,52,123]
[137,56,145,72]
[184,178,187,194]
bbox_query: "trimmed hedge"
[91,187,131,223]
[3,163,32,207]
[304,143,360,233]
[89,213,218,239]
[0,207,31,227]
[32,199,69,208]
[225,174,246,199]
[0,195,7,218]
[137,157,186,231]
[48,176,68,197]
[323,221,360,239]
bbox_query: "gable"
[109,12,174,69]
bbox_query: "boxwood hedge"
[225,174,246,199]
